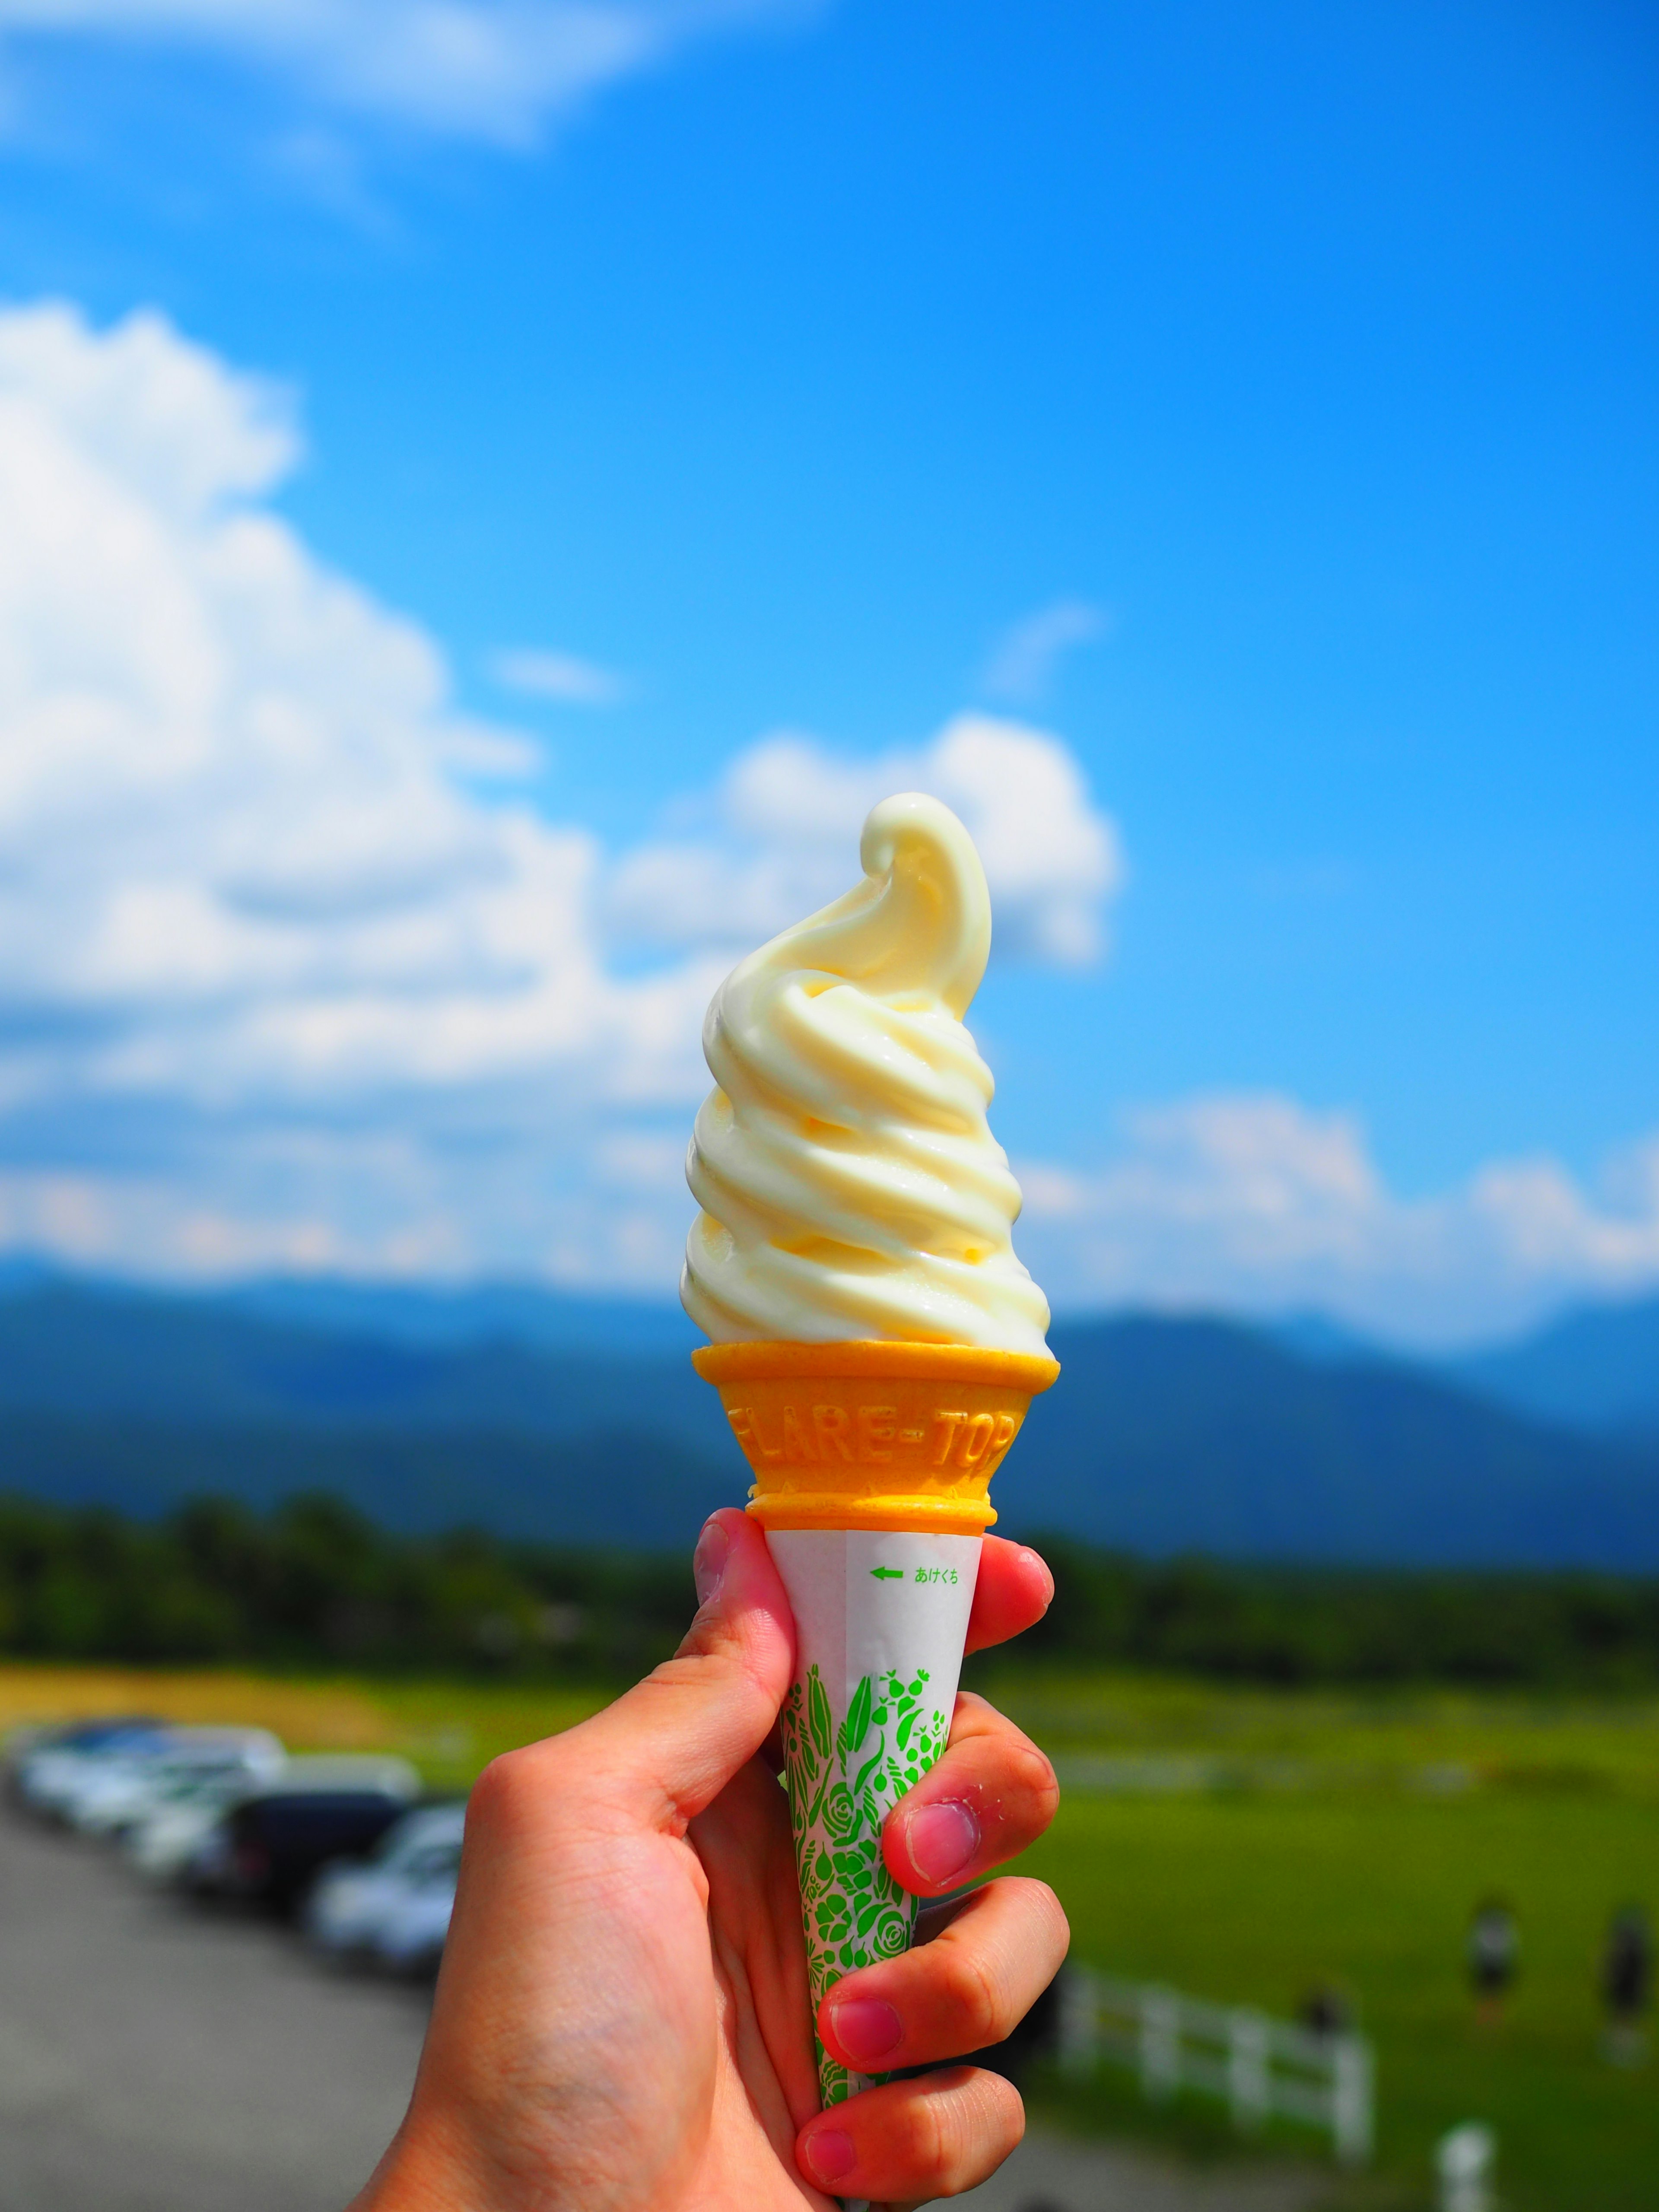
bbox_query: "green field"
[7,1660,1656,2208]
[975,1667,1659,2211]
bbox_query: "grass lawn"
[1016,1788,1658,2211]
[7,1659,1656,2206]
[973,1669,1659,2212]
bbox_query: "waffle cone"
[692,1340,1060,1535]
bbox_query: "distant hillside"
[0,1278,715,1438]
[0,1408,731,1551]
[1014,1318,1659,1565]
[220,1276,701,1357]
[1449,1294,1659,1436]
[0,1276,1655,1566]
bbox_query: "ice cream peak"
[681,792,1052,1355]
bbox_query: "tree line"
[1017,1535,1659,1688]
[4,1492,1659,1687]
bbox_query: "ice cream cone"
[691,1339,1059,1534]
[693,1340,1058,2132]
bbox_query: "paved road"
[0,1810,426,2211]
[0,1810,1326,2212]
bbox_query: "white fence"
[1058,1967,1374,2167]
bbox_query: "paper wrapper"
[768,1526,981,2106]
[693,1341,1059,2121]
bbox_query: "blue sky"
[0,0,1654,1344]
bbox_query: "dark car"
[186,1756,421,1914]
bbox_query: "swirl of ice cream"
[681,792,1052,1354]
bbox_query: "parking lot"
[0,1805,1327,2212]
[0,1808,425,2212]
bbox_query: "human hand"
[352,1508,1067,2212]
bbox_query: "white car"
[371,1840,461,1976]
[178,1754,424,1901]
[305,1802,466,1961]
[16,1719,172,1819]
[68,1728,286,1838]
[124,1774,260,1885]
[126,1753,420,1887]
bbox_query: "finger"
[817,1877,1068,2074]
[883,1693,1059,1894]
[964,1536,1054,1657]
[796,2066,1023,2206]
[541,1508,795,1832]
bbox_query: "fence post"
[1139,1986,1181,2103]
[1332,2034,1374,2166]
[1227,2010,1270,2133]
[1058,1967,1096,2081]
[1436,2123,1494,2212]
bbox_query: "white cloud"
[982,597,1108,704]
[607,715,1126,965]
[0,0,804,149]
[2,299,1655,1346]
[1017,1096,1659,1351]
[490,645,627,706]
[0,301,715,1249]
[0,300,1118,1295]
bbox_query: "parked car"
[127,1753,406,1887]
[369,1837,462,1976]
[304,1801,466,1961]
[185,1756,422,1913]
[13,1717,171,1819]
[67,1727,286,1838]
[124,1768,267,1885]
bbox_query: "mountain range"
[1447,1297,1659,1437]
[0,1271,1656,1566]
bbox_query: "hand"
[353,1509,1067,2212]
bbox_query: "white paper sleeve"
[766,1528,982,2117]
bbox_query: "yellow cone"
[692,1340,1060,1536]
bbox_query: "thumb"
[581,1506,796,1832]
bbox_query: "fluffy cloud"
[0,297,734,1301]
[0,299,1113,1287]
[1017,1097,1659,1350]
[0,301,717,1124]
[3,299,1655,1342]
[607,716,1125,965]
[0,0,799,148]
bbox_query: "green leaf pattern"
[778,1661,951,2106]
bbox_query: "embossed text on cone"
[693,1339,1058,2112]
[693,1339,1058,1535]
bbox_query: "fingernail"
[828,1997,903,2065]
[693,1516,730,1607]
[802,2128,857,2185]
[906,1798,979,1883]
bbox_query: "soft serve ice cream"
[682,791,1051,1356]
[684,793,1060,2134]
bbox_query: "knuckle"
[1006,1738,1060,1816]
[1046,1884,1072,1951]
[465,1749,521,1830]
[938,1937,1007,2047]
[973,2068,1027,2159]
[467,1742,557,1837]
[888,2084,952,2177]
[1007,1875,1071,1957]
[894,2069,1021,2189]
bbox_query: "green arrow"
[869,1566,905,1581]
